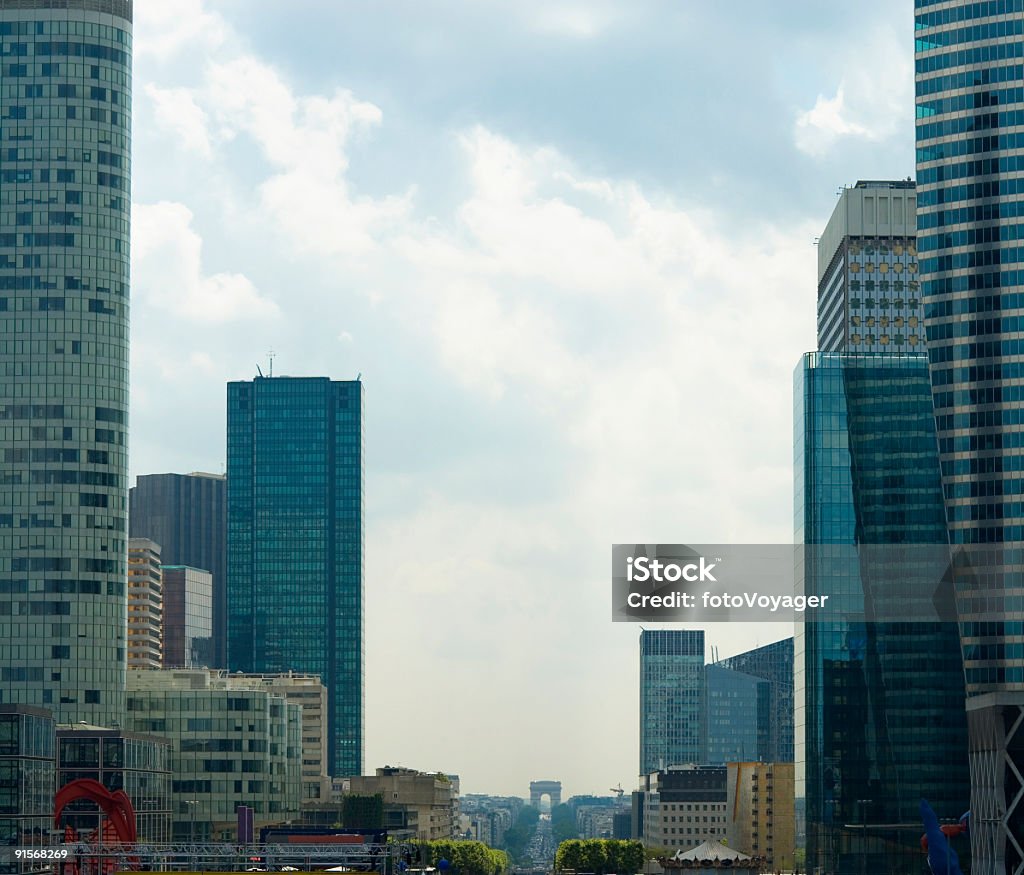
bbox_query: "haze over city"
[126,1,912,796]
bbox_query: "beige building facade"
[726,762,795,872]
[348,767,457,840]
[127,538,163,669]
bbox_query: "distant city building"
[716,639,794,762]
[0,0,134,726]
[347,767,457,840]
[816,180,920,353]
[704,665,768,766]
[124,669,302,841]
[226,377,364,778]
[161,567,212,670]
[726,762,795,872]
[460,795,521,847]
[56,724,171,843]
[795,352,970,875]
[129,472,227,667]
[0,706,55,869]
[637,766,727,852]
[127,539,163,670]
[640,630,705,775]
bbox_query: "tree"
[555,839,644,874]
[342,793,384,829]
[422,840,508,875]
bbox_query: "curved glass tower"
[0,0,132,723]
[916,3,1024,871]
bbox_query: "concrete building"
[226,377,364,778]
[218,671,330,803]
[0,0,133,725]
[55,724,171,843]
[129,472,227,667]
[637,766,727,853]
[0,706,55,870]
[161,566,212,670]
[726,762,794,873]
[347,767,457,841]
[124,669,302,841]
[127,539,163,670]
[916,5,1024,869]
[816,180,920,353]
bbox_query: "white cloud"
[132,202,278,323]
[134,0,227,61]
[794,25,913,157]
[144,85,213,158]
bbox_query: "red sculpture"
[54,779,139,875]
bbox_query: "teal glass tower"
[226,376,364,778]
[0,0,132,723]
[795,353,970,875]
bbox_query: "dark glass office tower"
[0,0,132,723]
[226,376,364,778]
[916,5,1024,870]
[704,665,768,766]
[718,638,794,762]
[795,353,970,875]
[639,629,705,775]
[129,472,226,666]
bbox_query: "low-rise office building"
[125,670,302,840]
[56,724,172,843]
[638,766,728,852]
[0,706,55,871]
[348,767,457,840]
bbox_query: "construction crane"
[610,783,624,797]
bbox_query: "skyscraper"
[717,638,794,762]
[226,376,364,778]
[129,472,226,666]
[915,5,1024,870]
[795,352,970,875]
[639,629,705,775]
[704,664,768,766]
[0,0,132,723]
[817,180,921,354]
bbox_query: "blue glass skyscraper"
[226,376,364,778]
[796,353,970,875]
[916,4,1024,869]
[717,638,794,763]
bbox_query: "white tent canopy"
[672,841,752,862]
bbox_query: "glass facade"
[226,377,364,778]
[916,0,1024,692]
[0,0,132,723]
[55,727,170,843]
[639,630,705,775]
[129,472,227,667]
[704,665,768,766]
[795,353,970,875]
[717,638,794,762]
[0,706,55,871]
[124,674,301,841]
[161,566,212,669]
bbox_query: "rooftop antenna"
[268,349,275,378]
[256,364,264,378]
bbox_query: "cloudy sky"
[129,1,915,797]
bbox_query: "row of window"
[917,84,1024,120]
[916,39,1024,75]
